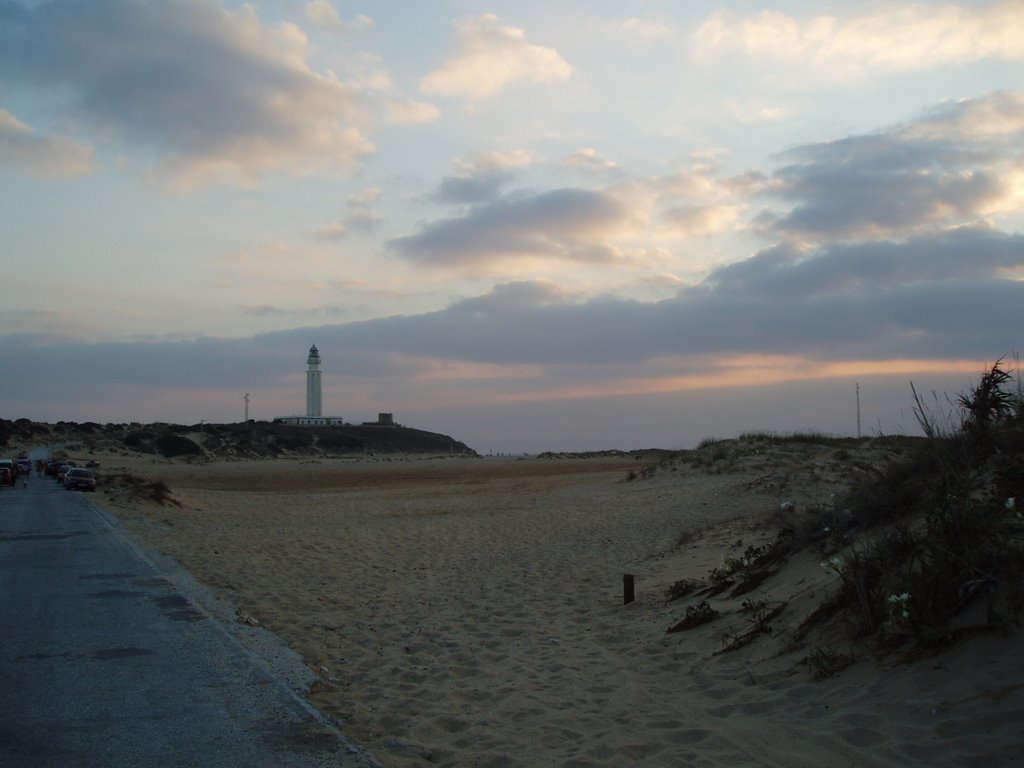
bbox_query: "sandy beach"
[92,447,1024,767]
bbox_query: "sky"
[1,0,1023,454]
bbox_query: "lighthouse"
[272,345,345,425]
[306,344,322,418]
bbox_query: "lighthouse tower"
[306,344,322,418]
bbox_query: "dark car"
[64,468,97,492]
[0,468,11,487]
[56,462,77,484]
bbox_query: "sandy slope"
[92,448,1024,767]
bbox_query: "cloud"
[303,1,373,33]
[449,280,578,312]
[420,14,571,100]
[314,221,347,241]
[384,89,1019,289]
[7,229,1022,372]
[345,207,383,231]
[763,91,1024,241]
[0,308,99,339]
[381,98,440,125]
[659,204,741,238]
[620,17,675,42]
[304,0,343,30]
[693,2,1024,78]
[345,186,383,229]
[603,167,755,241]
[562,148,619,174]
[388,188,630,269]
[402,161,758,271]
[217,227,1019,381]
[705,227,1024,302]
[455,150,536,173]
[434,172,513,205]
[728,101,790,124]
[350,187,380,205]
[0,109,94,177]
[389,229,1023,366]
[0,0,377,187]
[314,186,383,239]
[431,150,536,204]
[905,90,1024,143]
[242,303,348,320]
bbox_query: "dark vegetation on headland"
[2,420,477,506]
[647,360,1024,675]
[0,419,477,460]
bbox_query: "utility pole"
[244,393,250,422]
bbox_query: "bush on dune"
[154,434,202,458]
[816,360,1024,647]
[665,359,1024,665]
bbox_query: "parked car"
[64,468,97,492]
[0,467,12,487]
[56,462,77,483]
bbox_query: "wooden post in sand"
[623,574,635,604]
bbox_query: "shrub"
[667,601,718,633]
[155,434,202,458]
[715,599,787,655]
[959,359,1015,436]
[807,646,851,680]
[665,578,702,602]
[818,360,1024,646]
[124,430,156,451]
[317,431,363,452]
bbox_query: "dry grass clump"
[102,472,181,507]
[667,600,718,633]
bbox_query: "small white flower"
[1006,497,1016,510]
[888,592,912,621]
[821,556,844,573]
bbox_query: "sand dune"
[94,448,1024,767]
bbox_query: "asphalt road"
[0,471,379,768]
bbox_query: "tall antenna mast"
[244,393,250,422]
[856,383,861,438]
